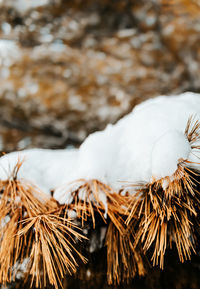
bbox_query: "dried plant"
[185,115,200,147]
[58,179,135,284]
[105,221,146,285]
[58,179,128,229]
[126,116,200,269]
[1,116,200,287]
[18,213,87,288]
[0,160,86,288]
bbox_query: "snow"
[0,92,200,203]
[70,92,200,190]
[151,131,191,180]
[0,148,78,195]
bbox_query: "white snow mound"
[0,92,200,203]
[151,131,191,180]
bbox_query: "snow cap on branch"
[0,92,200,198]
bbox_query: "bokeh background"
[0,0,200,152]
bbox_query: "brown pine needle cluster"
[126,116,200,269]
[0,160,86,289]
[63,179,110,227]
[105,221,146,285]
[185,115,200,147]
[57,116,200,283]
[1,116,200,287]
[60,179,127,229]
[18,214,87,288]
[58,179,136,283]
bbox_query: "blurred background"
[0,0,200,153]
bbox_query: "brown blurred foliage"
[0,0,199,151]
